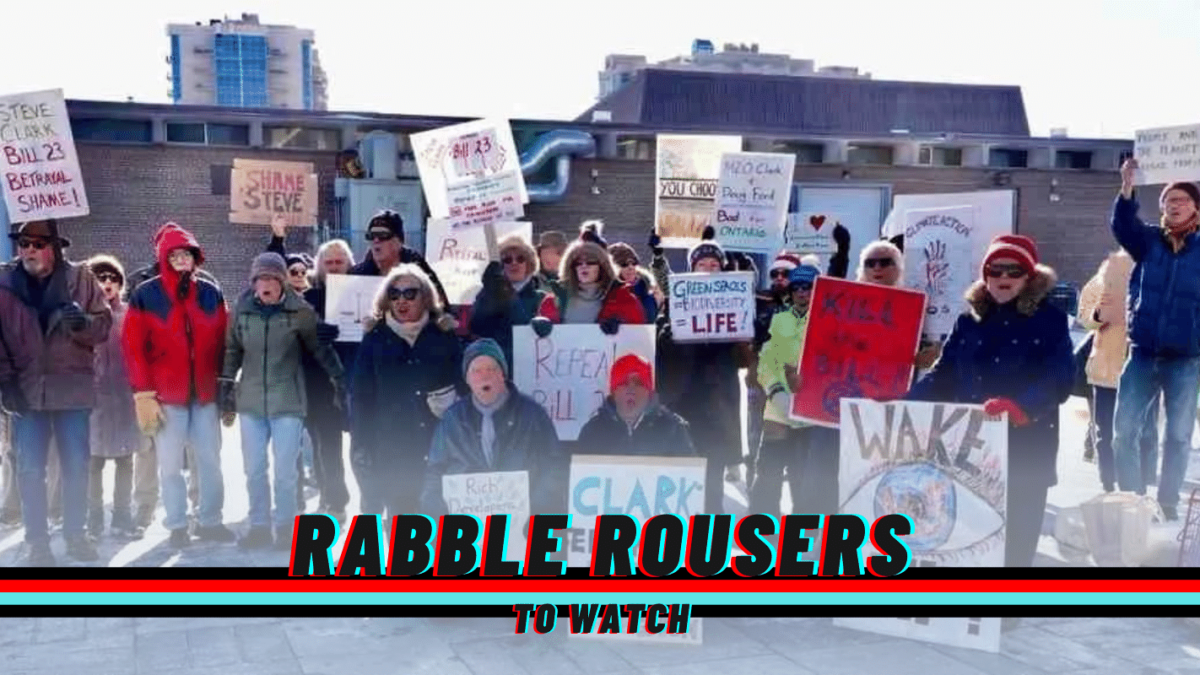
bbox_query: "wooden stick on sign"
[483,221,499,261]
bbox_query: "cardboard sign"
[426,219,533,305]
[667,272,754,342]
[712,152,793,254]
[902,205,974,337]
[0,89,89,221]
[324,274,384,343]
[1134,124,1200,185]
[839,399,1007,567]
[441,470,529,562]
[833,617,1001,654]
[411,118,528,228]
[229,159,318,227]
[565,455,707,569]
[789,278,925,427]
[512,324,656,441]
[655,134,743,248]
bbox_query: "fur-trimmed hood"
[498,235,539,283]
[965,264,1057,320]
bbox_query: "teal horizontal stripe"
[4,593,1200,606]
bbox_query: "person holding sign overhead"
[469,234,546,368]
[906,234,1074,567]
[350,265,464,521]
[576,353,696,458]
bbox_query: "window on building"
[166,122,207,144]
[70,118,152,143]
[989,148,1028,168]
[1055,150,1093,170]
[207,123,250,146]
[616,137,653,160]
[771,142,823,164]
[264,126,340,150]
[847,144,894,166]
[919,146,963,166]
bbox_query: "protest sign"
[512,324,656,441]
[833,617,1001,654]
[789,278,925,427]
[411,118,528,254]
[426,219,533,305]
[229,159,318,227]
[839,398,1007,567]
[712,152,793,254]
[783,211,848,262]
[902,205,974,337]
[0,89,89,221]
[565,455,707,569]
[1134,124,1200,185]
[655,134,743,248]
[441,470,529,562]
[667,271,754,342]
[324,274,384,342]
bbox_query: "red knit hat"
[769,252,803,272]
[982,234,1039,277]
[610,353,653,391]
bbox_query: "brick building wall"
[54,142,1139,297]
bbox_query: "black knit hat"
[687,226,725,270]
[368,210,405,240]
[1162,182,1200,209]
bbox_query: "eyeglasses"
[790,281,813,292]
[95,273,121,284]
[17,238,49,250]
[769,269,790,279]
[168,249,193,261]
[387,287,421,301]
[864,258,895,269]
[366,231,396,242]
[985,265,1028,279]
[288,268,307,277]
[618,260,637,268]
[574,259,600,268]
[501,255,528,266]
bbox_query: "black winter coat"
[576,398,697,458]
[655,316,743,466]
[469,265,544,367]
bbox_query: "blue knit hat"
[788,263,820,287]
[463,338,509,380]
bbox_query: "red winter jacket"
[537,280,647,325]
[122,224,228,406]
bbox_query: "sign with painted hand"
[902,205,974,337]
[789,278,925,427]
[667,271,754,342]
[441,470,529,562]
[426,219,533,305]
[711,152,793,254]
[0,89,89,221]
[655,134,743,248]
[229,159,318,227]
[1134,123,1200,185]
[512,324,656,441]
[411,118,528,228]
[839,398,1007,567]
[565,454,707,569]
[324,274,385,343]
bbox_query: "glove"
[983,397,1029,427]
[833,223,851,249]
[531,316,553,338]
[783,364,801,392]
[218,379,237,417]
[315,322,340,344]
[133,392,166,436]
[436,312,459,333]
[0,380,29,417]
[599,317,621,336]
[60,303,89,332]
[648,230,663,257]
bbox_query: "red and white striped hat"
[769,252,803,272]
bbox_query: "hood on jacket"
[965,263,1057,320]
[1100,250,1134,289]
[154,223,205,297]
[498,235,539,283]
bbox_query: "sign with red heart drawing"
[784,211,846,258]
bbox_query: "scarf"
[387,311,429,347]
[1162,213,1200,254]
[472,388,511,467]
[563,283,605,324]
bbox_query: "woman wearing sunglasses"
[855,240,943,371]
[533,222,646,334]
[349,265,465,524]
[907,234,1075,567]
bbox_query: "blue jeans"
[1112,351,1200,509]
[1093,386,1158,491]
[13,410,90,542]
[240,414,303,530]
[155,403,224,531]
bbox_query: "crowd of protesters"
[0,161,1195,568]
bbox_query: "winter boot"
[65,535,99,562]
[25,540,55,567]
[87,508,104,540]
[238,526,274,550]
[111,510,144,539]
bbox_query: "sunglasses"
[501,255,528,266]
[365,231,396,242]
[864,258,895,269]
[574,259,600,268]
[790,281,814,292]
[770,269,792,279]
[288,268,307,277]
[387,287,421,301]
[985,265,1028,279]
[618,260,637,268]
[95,273,122,284]
[17,238,49,250]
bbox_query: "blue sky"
[2,0,1196,138]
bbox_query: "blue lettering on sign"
[573,476,600,516]
[573,476,704,519]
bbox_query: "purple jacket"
[90,300,141,458]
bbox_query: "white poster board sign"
[565,455,707,569]
[324,274,384,343]
[441,470,529,562]
[1134,124,1200,185]
[839,399,1008,567]
[0,88,89,221]
[783,212,847,262]
[902,205,974,337]
[512,324,656,441]
[833,617,1001,654]
[712,152,794,254]
[426,219,532,306]
[411,118,529,227]
[656,134,743,248]
[667,271,754,342]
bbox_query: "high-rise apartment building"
[167,13,328,110]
